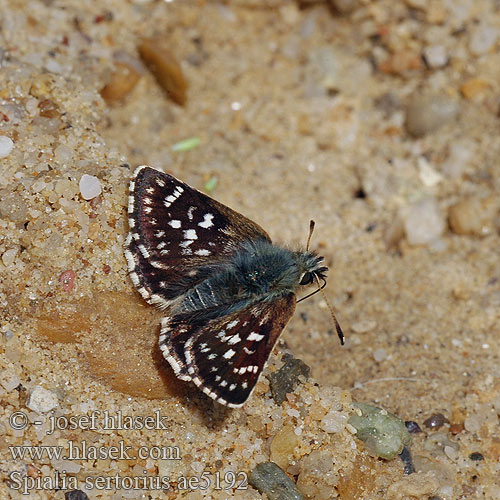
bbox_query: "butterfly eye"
[300,272,314,286]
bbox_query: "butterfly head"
[296,251,328,288]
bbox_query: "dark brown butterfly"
[125,166,343,407]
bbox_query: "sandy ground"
[1,0,500,499]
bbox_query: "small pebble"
[79,174,102,200]
[373,348,388,362]
[270,425,298,468]
[443,142,475,178]
[399,445,415,475]
[268,355,310,405]
[444,445,459,462]
[405,94,459,137]
[418,157,443,187]
[0,135,14,158]
[423,45,448,68]
[59,270,76,293]
[404,198,446,246]
[423,413,448,430]
[320,410,348,433]
[0,372,21,392]
[449,422,464,435]
[384,217,405,249]
[379,50,421,75]
[348,403,411,460]
[38,99,60,118]
[460,78,490,100]
[53,458,82,474]
[469,24,499,55]
[138,38,188,106]
[65,491,90,500]
[249,462,304,500]
[101,61,141,103]
[405,421,422,434]
[2,247,18,267]
[464,413,481,433]
[27,386,59,414]
[26,464,41,478]
[448,196,499,237]
[469,452,484,461]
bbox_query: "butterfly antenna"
[316,275,345,346]
[296,276,345,346]
[306,220,315,251]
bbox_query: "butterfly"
[124,165,344,407]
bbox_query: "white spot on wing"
[227,334,241,345]
[151,260,169,269]
[198,213,214,228]
[164,195,176,207]
[195,249,211,256]
[248,331,264,341]
[169,220,181,228]
[184,229,198,240]
[138,244,150,258]
[223,349,236,359]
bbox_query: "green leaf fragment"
[204,176,218,192]
[171,136,201,152]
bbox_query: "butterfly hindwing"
[125,166,271,308]
[170,294,297,407]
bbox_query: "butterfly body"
[179,238,326,317]
[125,165,332,407]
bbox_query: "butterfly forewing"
[125,166,270,307]
[182,294,297,407]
